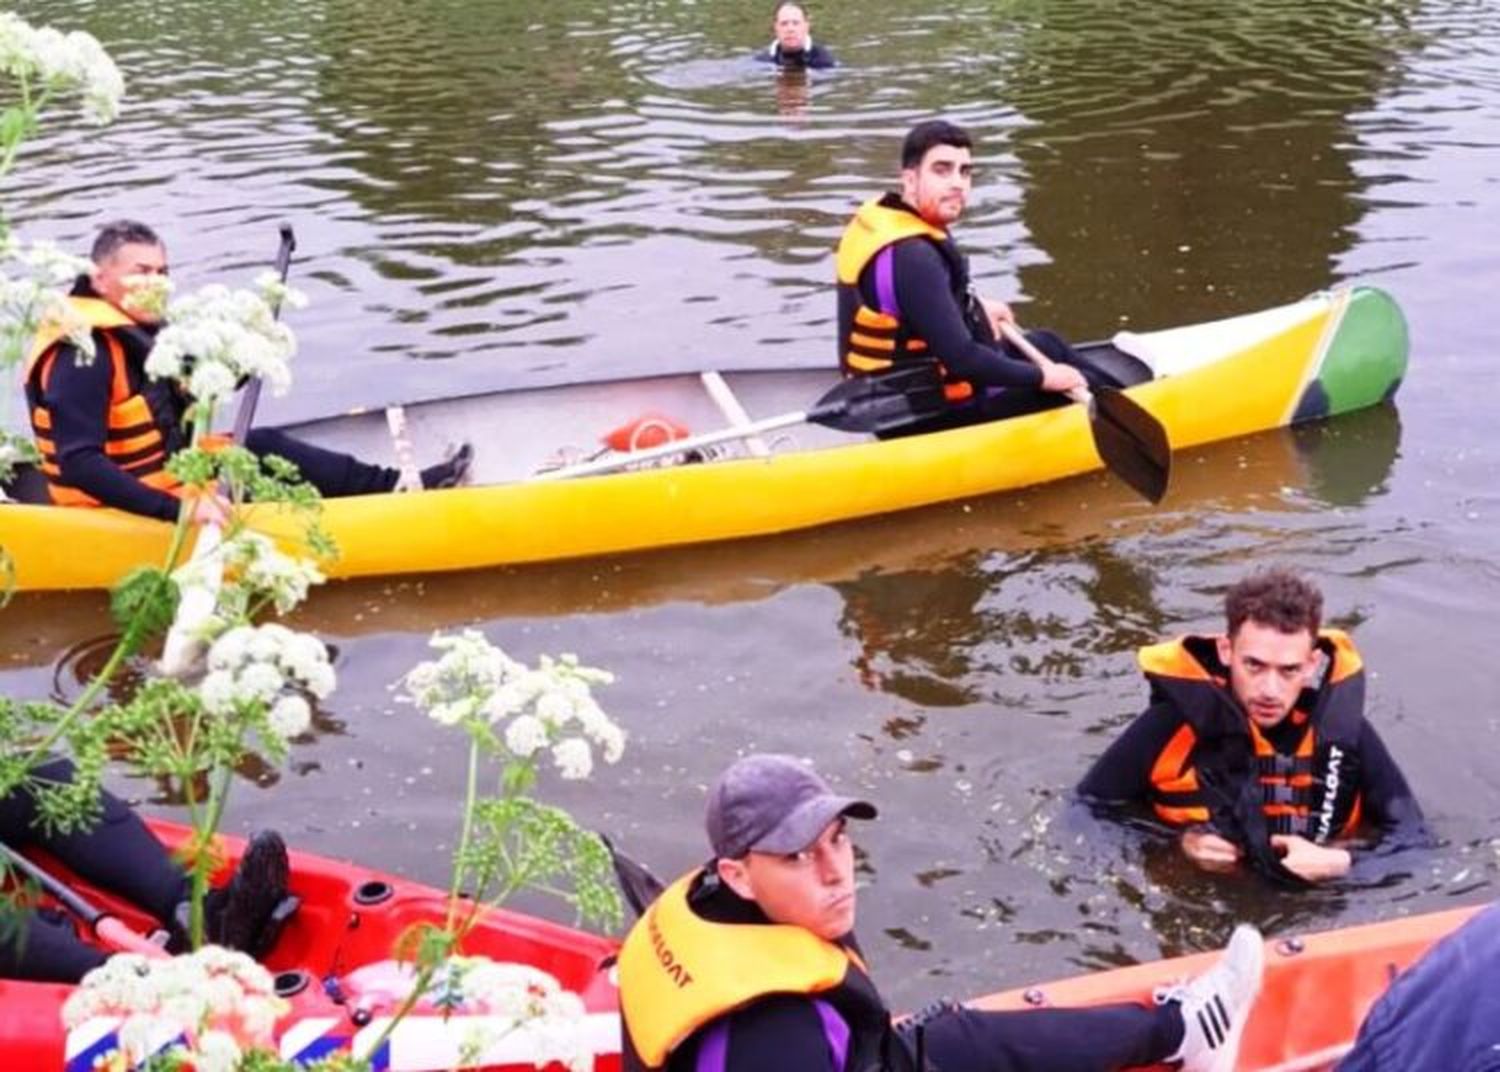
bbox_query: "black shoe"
[211,830,292,957]
[420,442,474,490]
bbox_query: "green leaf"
[110,566,178,656]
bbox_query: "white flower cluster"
[199,622,335,740]
[0,232,95,367]
[403,631,625,780]
[0,13,125,125]
[175,529,326,616]
[145,281,304,406]
[432,957,593,1072]
[61,946,287,1070]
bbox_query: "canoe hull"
[4,821,622,1070]
[0,288,1408,592]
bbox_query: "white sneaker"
[1157,924,1265,1072]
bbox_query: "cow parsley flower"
[0,13,125,125]
[404,632,626,778]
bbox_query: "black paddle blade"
[1089,388,1171,504]
[807,362,949,435]
[599,833,667,918]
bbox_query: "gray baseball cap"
[706,754,877,859]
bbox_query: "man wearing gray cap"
[617,753,1264,1072]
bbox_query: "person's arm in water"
[44,338,182,520]
[883,241,1079,391]
[1272,720,1433,884]
[1077,704,1248,872]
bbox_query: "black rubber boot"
[420,441,475,489]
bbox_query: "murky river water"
[3,0,1499,1004]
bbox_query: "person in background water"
[836,120,1106,436]
[23,219,472,524]
[1078,567,1430,886]
[618,752,1265,1072]
[757,2,836,69]
[1,758,293,982]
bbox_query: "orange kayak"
[971,904,1483,1071]
[6,817,1482,1071]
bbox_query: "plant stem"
[445,735,481,933]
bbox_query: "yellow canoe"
[0,286,1407,592]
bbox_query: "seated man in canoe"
[618,752,1264,1072]
[756,2,836,69]
[1,758,292,981]
[836,120,1104,435]
[22,220,472,522]
[1078,567,1430,885]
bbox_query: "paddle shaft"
[230,222,297,443]
[998,320,1171,504]
[0,840,165,957]
[160,223,298,677]
[534,408,811,481]
[997,320,1090,404]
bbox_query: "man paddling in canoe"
[618,753,1265,1072]
[835,120,1105,435]
[1078,567,1430,885]
[1,758,293,981]
[22,220,472,522]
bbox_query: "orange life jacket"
[834,198,977,404]
[24,296,183,508]
[1141,631,1366,843]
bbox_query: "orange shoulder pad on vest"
[1319,629,1364,683]
[1137,637,1216,681]
[834,198,947,285]
[24,296,136,373]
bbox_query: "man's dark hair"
[1224,567,1323,638]
[91,220,163,264]
[901,120,972,170]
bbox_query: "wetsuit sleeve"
[1076,703,1184,803]
[679,995,846,1072]
[45,340,181,521]
[809,44,837,68]
[885,240,1044,390]
[1352,721,1431,851]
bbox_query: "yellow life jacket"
[24,296,182,507]
[617,871,866,1069]
[833,199,974,402]
[1141,630,1366,842]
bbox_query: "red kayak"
[5,819,1483,1071]
[4,820,622,1070]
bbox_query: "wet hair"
[1224,568,1323,638]
[772,2,807,19]
[901,120,972,170]
[90,220,163,264]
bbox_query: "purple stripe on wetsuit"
[873,246,900,317]
[696,998,850,1071]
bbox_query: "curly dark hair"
[1224,567,1323,638]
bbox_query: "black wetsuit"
[757,41,837,69]
[1,759,188,982]
[34,277,403,520]
[852,196,1104,435]
[638,873,1184,1072]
